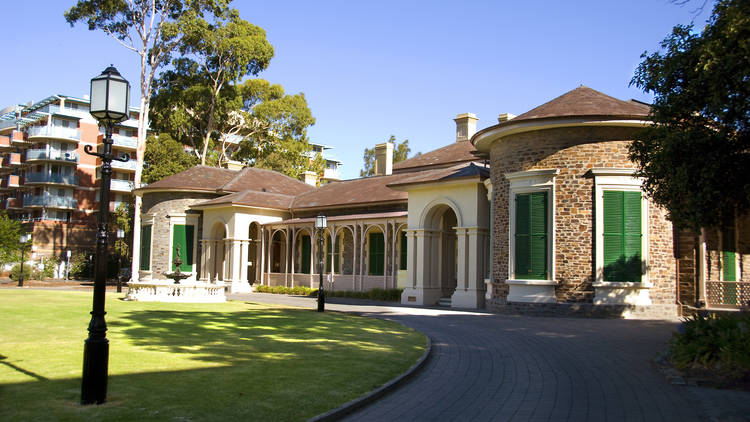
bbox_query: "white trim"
[507,169,557,283]
[593,172,649,284]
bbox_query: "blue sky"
[1,1,714,179]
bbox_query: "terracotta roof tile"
[388,162,489,188]
[138,166,237,192]
[393,140,479,172]
[511,86,651,123]
[220,167,315,195]
[290,173,411,210]
[193,189,295,210]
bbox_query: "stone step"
[438,297,452,307]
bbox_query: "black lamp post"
[315,214,327,312]
[81,65,130,405]
[17,233,30,287]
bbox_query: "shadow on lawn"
[113,306,415,365]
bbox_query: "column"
[259,227,265,286]
[451,227,489,309]
[199,239,209,282]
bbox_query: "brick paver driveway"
[231,293,750,421]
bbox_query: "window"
[368,232,384,276]
[602,191,642,282]
[514,192,548,280]
[326,234,340,273]
[506,169,557,282]
[400,231,408,270]
[140,225,152,271]
[171,224,194,272]
[300,235,311,274]
[592,169,649,286]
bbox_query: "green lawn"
[0,290,426,421]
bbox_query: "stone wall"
[141,191,217,280]
[488,126,677,311]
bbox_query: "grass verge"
[0,289,426,421]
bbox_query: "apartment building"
[0,95,140,258]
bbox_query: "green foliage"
[112,202,134,259]
[253,138,326,181]
[360,136,414,177]
[143,133,199,184]
[671,313,750,377]
[254,285,403,302]
[0,211,25,267]
[9,263,36,282]
[630,0,750,229]
[69,251,95,279]
[327,288,404,302]
[254,285,316,296]
[42,255,61,280]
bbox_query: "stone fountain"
[163,244,190,284]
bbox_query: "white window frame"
[592,168,650,287]
[167,213,199,275]
[505,169,558,284]
[140,213,154,272]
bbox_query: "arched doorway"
[425,205,458,301]
[248,223,259,284]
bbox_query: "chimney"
[454,113,478,142]
[374,142,394,176]
[497,113,516,123]
[301,170,319,186]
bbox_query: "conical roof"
[511,86,650,122]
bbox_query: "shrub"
[69,251,95,279]
[670,313,750,377]
[42,255,61,280]
[254,285,403,302]
[9,263,33,282]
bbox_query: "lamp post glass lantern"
[315,214,327,312]
[17,233,30,287]
[81,65,131,405]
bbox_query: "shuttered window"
[326,234,340,273]
[300,235,311,274]
[400,231,408,270]
[514,192,548,280]
[139,225,151,271]
[171,224,194,272]
[602,191,642,282]
[369,232,385,276]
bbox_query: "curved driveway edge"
[309,335,433,422]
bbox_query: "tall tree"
[151,9,274,165]
[142,133,199,184]
[0,211,25,268]
[629,0,750,229]
[360,136,414,177]
[65,0,231,278]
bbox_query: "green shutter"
[172,225,193,272]
[722,222,737,304]
[400,231,408,270]
[301,235,311,274]
[603,191,642,282]
[139,225,151,271]
[514,192,547,280]
[326,234,332,271]
[369,232,384,275]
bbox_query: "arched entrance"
[248,223,259,284]
[210,222,226,282]
[425,205,458,300]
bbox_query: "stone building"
[129,86,748,316]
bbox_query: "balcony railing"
[23,195,77,209]
[111,159,136,171]
[110,179,135,192]
[111,134,138,149]
[26,149,79,163]
[48,104,90,119]
[27,125,81,141]
[25,172,78,185]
